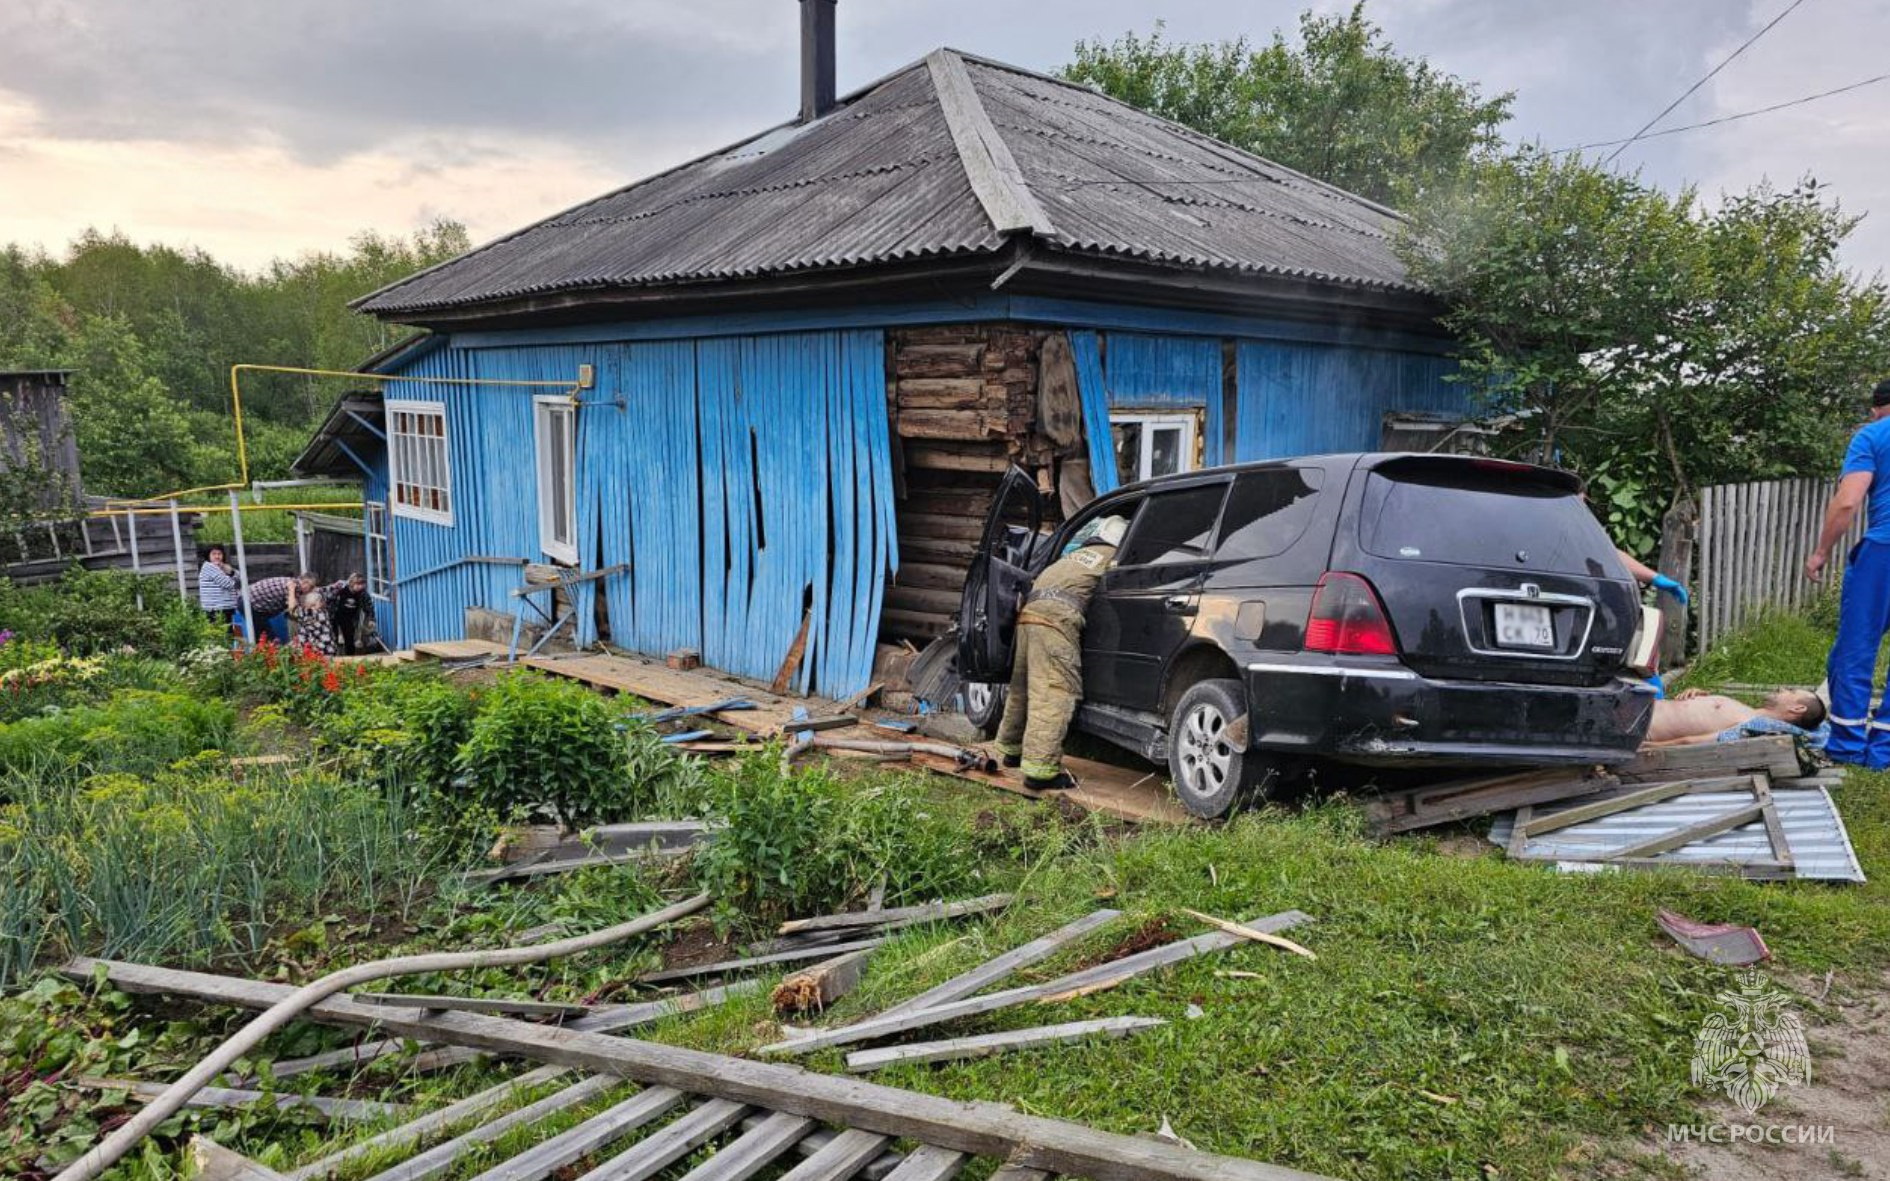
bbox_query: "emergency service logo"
[1690,971,1811,1114]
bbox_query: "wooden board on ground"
[413,639,513,662]
[522,653,805,736]
[908,752,1192,825]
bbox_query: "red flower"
[353,665,368,681]
[322,668,342,693]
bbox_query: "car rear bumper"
[1242,660,1656,766]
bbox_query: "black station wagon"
[957,453,1659,819]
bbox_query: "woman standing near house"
[197,546,239,623]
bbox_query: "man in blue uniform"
[1806,377,1890,766]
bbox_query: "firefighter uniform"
[1826,408,1890,766]
[994,538,1118,784]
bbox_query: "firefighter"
[993,515,1129,790]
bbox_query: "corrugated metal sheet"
[376,329,893,696]
[1487,788,1865,882]
[1235,342,1463,460]
[357,52,1419,318]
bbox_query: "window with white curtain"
[387,401,453,525]
[534,397,578,563]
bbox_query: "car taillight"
[1305,572,1399,656]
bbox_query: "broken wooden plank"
[286,1066,569,1181]
[878,910,1120,1021]
[353,994,593,1019]
[468,1087,688,1181]
[672,1111,819,1181]
[1614,735,1800,783]
[1607,802,1768,860]
[582,1098,752,1181]
[191,1138,286,1181]
[638,939,886,986]
[270,979,759,1079]
[773,611,812,694]
[777,716,859,735]
[1514,777,1756,839]
[72,1077,400,1122]
[354,1076,623,1181]
[779,895,1011,936]
[844,1016,1165,1074]
[774,1128,894,1181]
[759,910,1314,1057]
[70,958,1335,1181]
[877,1145,966,1181]
[465,848,689,886]
[773,949,874,1015]
[1364,768,1617,835]
[1178,910,1315,960]
[905,752,1193,826]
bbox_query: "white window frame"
[364,501,393,598]
[1110,411,1199,484]
[534,396,579,564]
[387,399,454,525]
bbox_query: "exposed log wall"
[883,325,1058,645]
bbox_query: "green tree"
[58,313,200,496]
[1398,150,1890,553]
[1065,5,1512,206]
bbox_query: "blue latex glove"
[1649,573,1689,606]
[1645,672,1666,700]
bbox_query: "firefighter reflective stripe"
[1826,538,1890,767]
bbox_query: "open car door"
[957,465,1045,683]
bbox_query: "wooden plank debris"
[1513,776,1757,839]
[878,910,1120,1021]
[905,752,1192,826]
[491,822,710,869]
[672,1111,817,1181]
[759,910,1314,1057]
[780,895,1012,936]
[413,639,513,662]
[638,939,886,985]
[773,949,874,1015]
[352,994,593,1019]
[69,958,1335,1181]
[190,1138,287,1181]
[1608,802,1767,859]
[877,1144,967,1181]
[286,1065,568,1181]
[582,1098,752,1181]
[773,611,813,694]
[352,1076,617,1181]
[1178,910,1316,960]
[844,1016,1165,1073]
[1362,767,1619,835]
[775,1128,894,1181]
[72,1077,400,1122]
[464,1087,687,1181]
[1614,735,1800,783]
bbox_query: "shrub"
[690,756,974,927]
[0,689,238,780]
[315,669,478,808]
[0,568,212,656]
[455,671,668,827]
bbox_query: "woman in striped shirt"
[197,547,239,622]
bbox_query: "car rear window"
[1216,468,1324,561]
[1358,462,1618,576]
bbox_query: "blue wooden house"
[294,5,1471,696]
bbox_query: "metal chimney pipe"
[799,0,836,123]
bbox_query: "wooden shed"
[0,369,82,512]
[296,15,1472,695]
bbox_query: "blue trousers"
[1826,538,1890,766]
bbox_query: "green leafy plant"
[0,688,237,780]
[454,671,648,827]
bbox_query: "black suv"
[957,453,1659,819]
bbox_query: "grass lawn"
[9,601,1887,1181]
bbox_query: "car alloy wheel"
[1176,700,1234,797]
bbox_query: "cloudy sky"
[2,0,1885,277]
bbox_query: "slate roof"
[357,50,1415,318]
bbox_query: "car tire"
[1167,678,1270,820]
[962,680,1007,737]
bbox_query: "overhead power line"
[1554,71,1890,153]
[1601,0,1812,165]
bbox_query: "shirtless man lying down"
[1645,688,1826,746]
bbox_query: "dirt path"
[1648,975,1890,1179]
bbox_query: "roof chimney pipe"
[799,0,837,123]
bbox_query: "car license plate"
[1493,602,1554,650]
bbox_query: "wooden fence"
[1693,476,1861,655]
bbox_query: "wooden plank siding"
[377,331,896,696]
